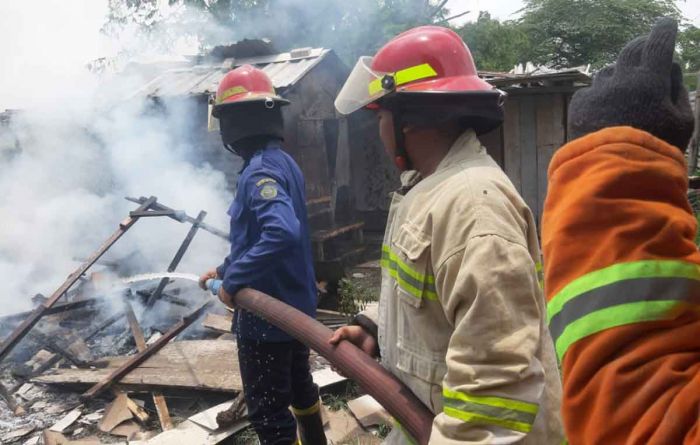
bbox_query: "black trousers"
[237,337,319,445]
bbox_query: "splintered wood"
[34,340,242,392]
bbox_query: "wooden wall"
[489,91,571,226]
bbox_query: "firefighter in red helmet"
[199,65,326,445]
[330,26,564,444]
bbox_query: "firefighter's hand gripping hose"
[205,279,434,444]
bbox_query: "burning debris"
[0,196,386,444]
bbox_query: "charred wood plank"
[135,290,188,307]
[28,332,90,368]
[125,196,228,240]
[0,299,101,326]
[81,301,211,400]
[0,197,157,363]
[7,313,125,394]
[147,211,207,307]
[124,302,173,430]
[129,210,179,218]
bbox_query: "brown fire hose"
[233,288,434,445]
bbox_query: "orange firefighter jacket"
[541,126,700,445]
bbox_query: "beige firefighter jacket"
[367,130,563,444]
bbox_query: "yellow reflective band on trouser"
[291,400,320,416]
[368,63,438,95]
[216,85,248,104]
[380,245,438,301]
[442,388,539,434]
[546,259,700,361]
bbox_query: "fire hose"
[206,279,434,444]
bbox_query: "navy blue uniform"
[217,141,319,444]
[217,142,317,341]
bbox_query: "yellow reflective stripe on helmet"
[443,388,539,434]
[368,63,438,95]
[216,85,248,104]
[381,244,438,301]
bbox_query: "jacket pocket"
[390,222,434,306]
[390,223,447,388]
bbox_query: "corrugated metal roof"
[134,48,330,98]
[485,68,591,88]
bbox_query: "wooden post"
[123,302,173,430]
[146,210,207,307]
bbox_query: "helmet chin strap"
[392,111,412,172]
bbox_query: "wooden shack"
[133,42,385,282]
[480,69,592,225]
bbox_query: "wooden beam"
[125,197,228,240]
[0,197,157,363]
[123,302,173,430]
[147,210,207,307]
[81,301,211,400]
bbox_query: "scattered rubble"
[0,196,387,444]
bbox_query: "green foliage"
[337,278,376,319]
[456,12,532,72]
[679,25,700,73]
[518,0,681,68]
[376,423,392,439]
[321,381,362,411]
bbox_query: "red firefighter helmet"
[212,64,289,118]
[335,26,497,114]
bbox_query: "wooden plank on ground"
[128,419,247,445]
[34,340,242,393]
[503,97,522,193]
[202,313,232,334]
[82,302,211,399]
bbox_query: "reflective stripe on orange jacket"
[542,126,700,445]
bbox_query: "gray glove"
[568,18,694,151]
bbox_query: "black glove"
[568,18,694,151]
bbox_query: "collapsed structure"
[0,196,389,444]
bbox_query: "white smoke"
[0,1,235,316]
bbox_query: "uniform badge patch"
[260,185,278,199]
[256,177,277,187]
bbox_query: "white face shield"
[334,57,390,115]
[334,57,440,115]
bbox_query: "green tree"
[519,0,681,68]
[456,12,532,72]
[679,25,700,72]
